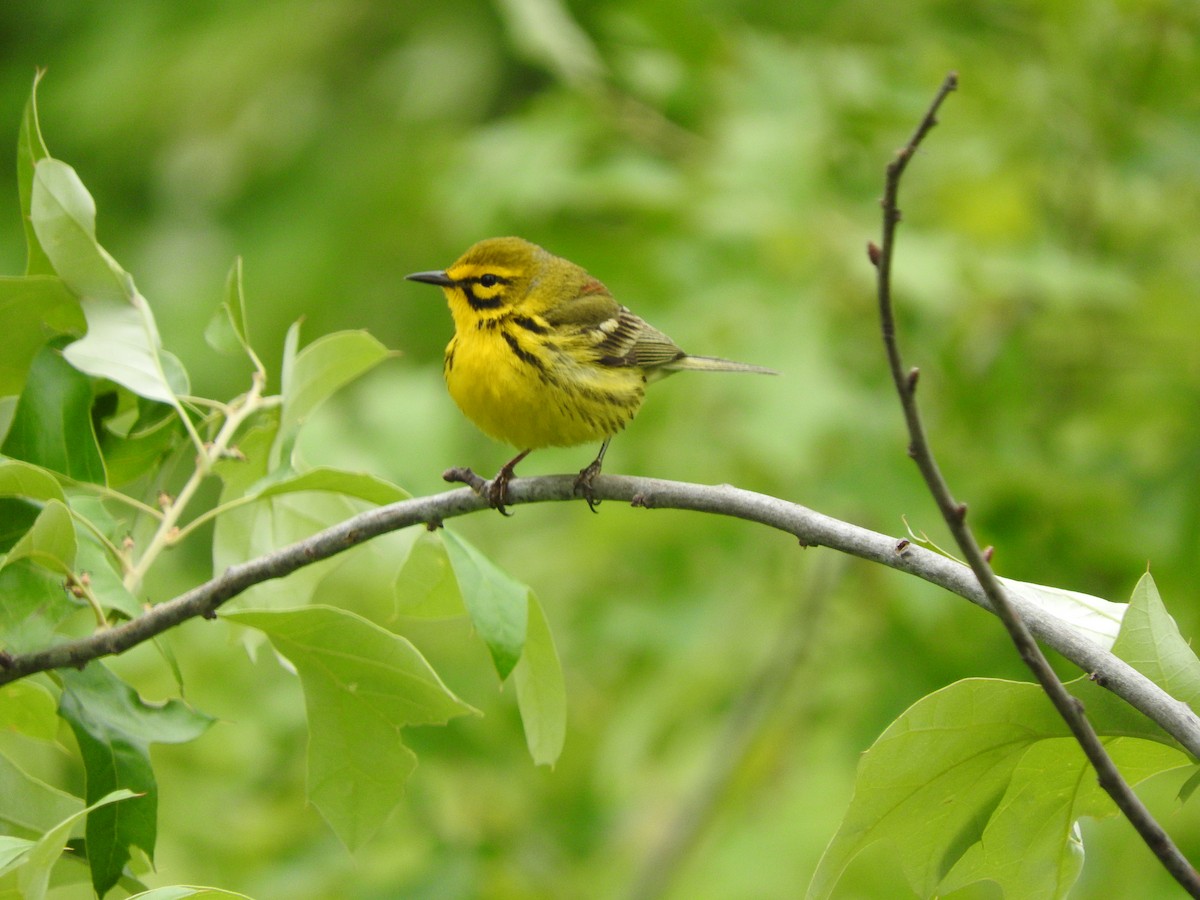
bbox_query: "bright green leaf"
[128,887,255,899]
[74,528,141,619]
[204,256,256,367]
[30,158,188,407]
[1,340,105,483]
[394,530,465,618]
[0,459,66,504]
[0,558,78,652]
[0,835,35,877]
[17,788,137,900]
[275,329,393,467]
[17,71,52,276]
[224,606,477,849]
[441,529,529,680]
[58,666,213,898]
[254,467,411,505]
[807,678,1190,900]
[0,752,82,837]
[513,591,566,766]
[940,737,1187,899]
[0,276,83,395]
[1112,572,1200,708]
[0,681,58,741]
[1001,577,1126,651]
[5,500,75,576]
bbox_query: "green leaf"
[1111,572,1200,708]
[275,329,393,467]
[0,835,35,878]
[0,751,83,837]
[1,340,105,483]
[0,558,78,653]
[513,591,566,766]
[394,530,465,618]
[17,70,52,276]
[253,467,411,505]
[17,788,137,900]
[441,529,529,680]
[74,527,141,619]
[58,666,212,898]
[1000,577,1126,651]
[940,737,1185,899]
[0,458,66,504]
[807,678,1190,900]
[127,887,255,899]
[213,486,378,610]
[0,276,83,396]
[0,681,58,741]
[224,606,477,849]
[30,158,189,407]
[4,499,75,576]
[204,257,256,365]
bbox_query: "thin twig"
[872,71,1200,895]
[1,473,1198,761]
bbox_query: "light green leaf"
[441,529,529,680]
[31,158,188,406]
[940,737,1186,899]
[128,887,255,899]
[74,527,141,619]
[213,487,377,610]
[394,530,465,618]
[1,340,105,483]
[275,329,394,467]
[0,458,66,504]
[17,788,137,900]
[0,558,78,652]
[204,256,253,360]
[224,606,477,849]
[0,276,83,395]
[4,500,75,575]
[253,467,411,505]
[0,681,58,741]
[17,70,52,276]
[807,678,1189,900]
[0,835,35,878]
[513,591,566,766]
[1001,577,1126,651]
[0,751,83,837]
[1112,572,1200,708]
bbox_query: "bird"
[406,237,776,513]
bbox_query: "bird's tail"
[664,354,778,376]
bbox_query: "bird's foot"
[573,460,604,513]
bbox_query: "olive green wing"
[542,280,686,370]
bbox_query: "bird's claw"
[573,461,603,513]
[486,471,515,517]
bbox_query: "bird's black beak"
[405,270,455,287]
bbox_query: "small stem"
[123,373,270,595]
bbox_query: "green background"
[2,1,1198,896]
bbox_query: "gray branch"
[2,473,1198,758]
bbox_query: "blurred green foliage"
[1,0,1198,896]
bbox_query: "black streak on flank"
[510,315,549,335]
[502,331,545,371]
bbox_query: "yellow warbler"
[407,237,775,512]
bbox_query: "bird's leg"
[573,438,611,513]
[488,448,531,516]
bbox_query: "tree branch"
[872,71,1200,894]
[1,473,1198,760]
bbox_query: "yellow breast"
[444,321,646,450]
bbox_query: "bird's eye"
[479,274,499,288]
